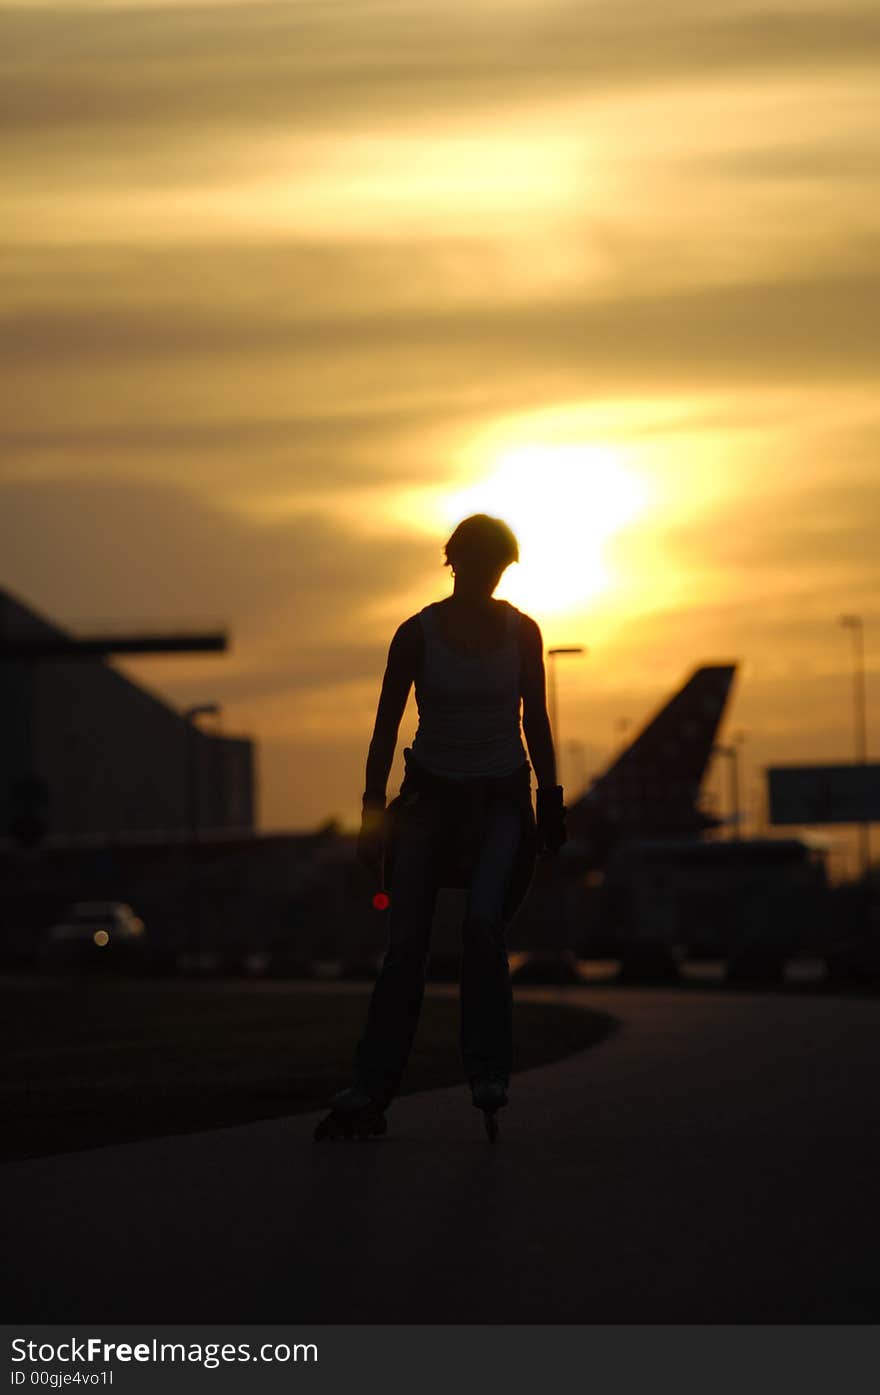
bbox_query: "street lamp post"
[540,646,587,973]
[713,743,742,840]
[184,703,222,844]
[732,729,748,839]
[546,646,587,784]
[839,615,870,878]
[183,702,221,964]
[566,740,586,797]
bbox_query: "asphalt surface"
[3,986,880,1323]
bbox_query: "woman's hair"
[443,514,519,573]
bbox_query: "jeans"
[354,788,524,1106]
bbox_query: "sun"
[440,442,649,616]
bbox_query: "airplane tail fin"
[568,664,737,835]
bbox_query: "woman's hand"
[357,798,387,881]
[536,785,567,854]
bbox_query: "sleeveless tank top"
[409,600,528,780]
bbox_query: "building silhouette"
[0,588,254,845]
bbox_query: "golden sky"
[2,0,879,872]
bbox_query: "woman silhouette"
[314,513,566,1140]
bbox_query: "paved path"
[3,987,880,1323]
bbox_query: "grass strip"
[1,977,617,1161]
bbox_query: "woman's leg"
[460,798,523,1089]
[354,795,449,1106]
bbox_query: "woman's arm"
[519,614,558,789]
[363,618,421,803]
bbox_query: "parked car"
[41,901,146,967]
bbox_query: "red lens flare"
[372,891,390,911]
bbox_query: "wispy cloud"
[4,264,879,386]
[2,0,879,840]
[4,2,879,139]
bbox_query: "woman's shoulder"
[398,610,433,635]
[507,604,541,639]
[388,614,425,670]
[390,613,425,643]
